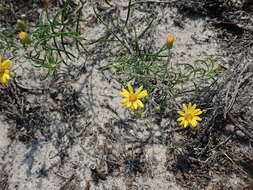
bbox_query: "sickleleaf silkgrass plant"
[101,30,220,113]
[97,0,220,119]
[102,32,200,110]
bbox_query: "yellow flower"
[0,59,12,85]
[166,34,174,48]
[177,103,202,128]
[120,83,148,110]
[18,31,29,41]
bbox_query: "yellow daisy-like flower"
[0,59,12,85]
[120,83,148,110]
[18,31,29,41]
[177,103,202,128]
[166,34,174,47]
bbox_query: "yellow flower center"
[185,113,194,121]
[129,94,137,102]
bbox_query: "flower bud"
[17,20,27,31]
[154,106,161,113]
[134,111,142,118]
[166,35,174,49]
[18,32,31,43]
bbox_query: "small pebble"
[155,131,161,137]
[174,133,184,143]
[225,124,235,134]
[236,130,245,138]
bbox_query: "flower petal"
[190,119,198,127]
[131,101,138,110]
[177,117,184,121]
[194,116,202,121]
[177,111,185,116]
[190,104,197,111]
[193,109,202,115]
[136,86,143,94]
[4,69,10,75]
[188,102,192,110]
[127,83,133,93]
[120,88,129,97]
[120,98,129,103]
[3,73,10,82]
[0,72,9,84]
[123,101,131,107]
[136,99,144,108]
[0,73,4,84]
[183,120,189,128]
[182,104,188,112]
[1,60,12,69]
[137,90,148,98]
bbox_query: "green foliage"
[0,5,8,14]
[0,0,86,79]
[0,0,221,112]
[96,0,221,111]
